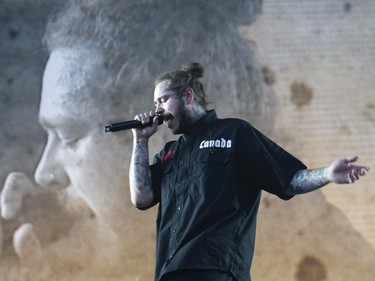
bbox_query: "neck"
[190,106,207,123]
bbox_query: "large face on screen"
[35,48,130,231]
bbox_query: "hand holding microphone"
[105,112,164,133]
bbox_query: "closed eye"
[154,95,169,106]
[154,92,177,106]
[56,130,81,149]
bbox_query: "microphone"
[104,115,164,133]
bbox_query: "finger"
[362,167,370,174]
[140,112,150,124]
[352,170,359,180]
[347,174,355,183]
[152,115,160,129]
[136,113,147,121]
[1,172,34,220]
[14,224,52,278]
[148,112,156,124]
[359,166,370,175]
[345,155,358,164]
[13,223,42,261]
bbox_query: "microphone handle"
[104,116,163,133]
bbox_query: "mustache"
[159,112,173,121]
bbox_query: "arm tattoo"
[286,168,330,195]
[130,140,152,191]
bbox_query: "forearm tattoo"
[130,140,152,190]
[286,168,330,195]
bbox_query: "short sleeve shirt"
[149,110,307,281]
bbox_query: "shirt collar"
[181,110,217,142]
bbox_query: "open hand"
[326,156,370,184]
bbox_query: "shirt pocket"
[189,149,232,197]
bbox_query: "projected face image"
[35,49,131,234]
[0,44,157,280]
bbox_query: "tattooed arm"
[129,139,154,209]
[129,112,160,209]
[285,156,370,196]
[285,168,330,195]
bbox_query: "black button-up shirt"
[149,110,306,281]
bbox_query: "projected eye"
[56,130,81,149]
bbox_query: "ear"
[184,87,195,105]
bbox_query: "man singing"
[129,62,369,281]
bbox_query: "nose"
[155,104,164,115]
[34,135,70,189]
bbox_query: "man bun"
[182,62,204,79]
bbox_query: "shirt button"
[179,161,184,165]
[177,184,182,188]
[177,206,182,210]
[172,229,176,233]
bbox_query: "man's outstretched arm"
[285,156,370,196]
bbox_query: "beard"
[165,100,194,135]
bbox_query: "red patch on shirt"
[161,149,176,162]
